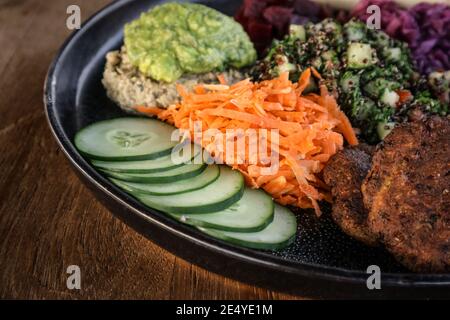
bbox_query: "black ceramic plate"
[44,0,450,299]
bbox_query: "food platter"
[44,0,450,298]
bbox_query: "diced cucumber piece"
[275,62,296,75]
[91,143,202,173]
[344,20,366,41]
[340,72,360,93]
[321,50,337,62]
[273,55,296,76]
[75,118,178,161]
[170,188,274,232]
[289,24,306,41]
[380,89,399,108]
[323,20,341,33]
[373,30,390,48]
[363,78,400,100]
[377,121,396,140]
[352,96,375,121]
[110,165,220,195]
[428,71,450,105]
[198,204,297,250]
[102,163,206,183]
[384,47,401,61]
[363,79,381,98]
[347,43,375,69]
[136,166,244,214]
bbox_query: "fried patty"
[362,117,450,272]
[323,145,378,246]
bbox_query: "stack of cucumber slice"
[75,118,297,250]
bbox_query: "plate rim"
[43,0,450,290]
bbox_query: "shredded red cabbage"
[352,0,450,74]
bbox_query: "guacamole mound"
[124,3,256,83]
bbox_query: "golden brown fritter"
[323,145,378,246]
[362,117,450,272]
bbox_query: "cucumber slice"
[102,163,206,183]
[136,166,244,214]
[75,117,178,161]
[91,143,202,173]
[110,165,220,195]
[198,204,297,250]
[170,188,274,232]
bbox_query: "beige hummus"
[102,47,245,113]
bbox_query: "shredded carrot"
[203,84,230,91]
[297,68,311,96]
[134,68,358,216]
[311,67,322,80]
[135,106,164,116]
[217,73,227,85]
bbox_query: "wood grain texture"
[0,0,300,300]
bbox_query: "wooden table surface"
[0,0,299,300]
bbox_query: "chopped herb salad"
[252,19,447,143]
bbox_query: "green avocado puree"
[124,3,256,83]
